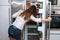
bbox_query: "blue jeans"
[8,25,21,40]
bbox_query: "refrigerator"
[0,0,11,40]
[11,0,26,22]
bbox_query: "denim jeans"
[8,25,21,40]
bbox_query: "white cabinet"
[50,34,60,40]
[0,6,11,40]
[0,0,10,5]
[50,29,60,40]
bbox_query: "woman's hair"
[19,5,37,20]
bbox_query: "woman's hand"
[41,17,52,22]
[47,17,52,22]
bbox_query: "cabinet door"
[50,30,60,40]
[0,6,11,40]
[0,0,10,5]
[50,34,60,40]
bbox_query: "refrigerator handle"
[48,1,51,40]
[8,0,11,4]
[8,7,11,25]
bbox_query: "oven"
[49,0,60,28]
[50,14,60,28]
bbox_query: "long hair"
[19,5,37,20]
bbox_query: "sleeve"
[12,10,23,18]
[30,15,41,22]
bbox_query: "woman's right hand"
[47,17,52,22]
[41,17,52,22]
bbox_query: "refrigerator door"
[0,0,10,5]
[11,0,26,13]
[0,6,11,40]
[11,0,26,22]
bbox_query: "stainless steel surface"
[11,0,26,22]
[9,7,11,25]
[11,1,25,14]
[47,1,51,40]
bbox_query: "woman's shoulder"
[17,9,24,15]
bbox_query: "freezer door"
[0,6,11,40]
[0,0,10,5]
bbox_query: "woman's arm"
[41,17,52,22]
[12,11,20,18]
[30,15,41,22]
[12,10,23,18]
[30,15,52,22]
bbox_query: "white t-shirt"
[12,10,41,30]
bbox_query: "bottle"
[38,31,42,40]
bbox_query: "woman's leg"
[9,37,16,40]
[15,28,21,40]
[8,25,16,40]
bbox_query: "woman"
[8,5,51,40]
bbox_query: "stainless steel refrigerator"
[0,0,26,40]
[11,0,26,22]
